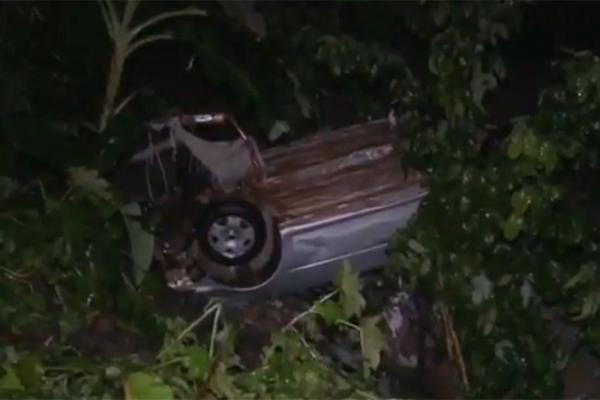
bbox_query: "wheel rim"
[207,215,256,259]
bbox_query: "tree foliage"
[391,2,600,398]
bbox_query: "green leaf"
[105,366,122,379]
[408,239,427,254]
[564,263,596,289]
[520,279,534,307]
[522,130,539,158]
[360,316,386,373]
[315,300,344,326]
[503,213,523,241]
[185,346,210,380]
[471,273,493,305]
[335,262,366,319]
[471,62,497,105]
[0,366,24,391]
[121,202,154,285]
[511,189,531,215]
[209,362,237,399]
[494,340,514,364]
[539,142,558,173]
[479,307,497,336]
[68,166,111,200]
[492,57,507,80]
[124,372,173,400]
[574,293,600,320]
[507,131,523,159]
[14,354,43,391]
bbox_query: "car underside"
[112,116,426,297]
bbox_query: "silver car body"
[178,118,427,296]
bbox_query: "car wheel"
[196,200,267,266]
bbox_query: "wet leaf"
[360,316,385,373]
[124,372,173,400]
[335,262,366,319]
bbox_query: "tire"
[196,200,267,266]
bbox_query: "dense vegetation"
[1,1,599,398]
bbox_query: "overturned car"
[113,113,426,296]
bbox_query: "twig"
[59,187,73,204]
[112,91,138,117]
[289,326,320,360]
[209,304,221,359]
[36,180,47,204]
[283,289,339,331]
[337,319,364,357]
[144,133,155,201]
[177,303,220,341]
[151,356,187,371]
